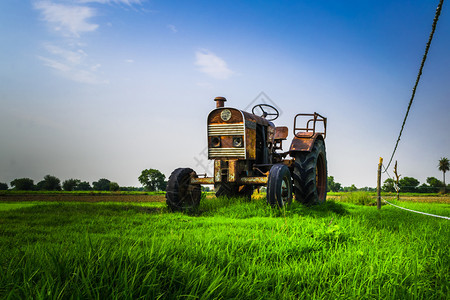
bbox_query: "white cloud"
[167,24,177,33]
[34,0,142,84]
[34,1,98,37]
[195,49,233,80]
[38,56,71,72]
[38,43,106,84]
[125,59,134,63]
[44,44,87,64]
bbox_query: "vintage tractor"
[166,97,327,210]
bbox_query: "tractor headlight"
[232,136,243,148]
[211,136,221,148]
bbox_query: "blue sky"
[0,0,449,188]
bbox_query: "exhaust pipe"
[214,96,227,108]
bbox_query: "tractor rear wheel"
[293,139,327,204]
[267,164,293,208]
[166,168,201,211]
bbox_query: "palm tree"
[438,157,449,193]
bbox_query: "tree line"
[2,157,447,193]
[0,176,142,192]
[327,157,449,193]
[0,169,168,192]
[327,175,449,194]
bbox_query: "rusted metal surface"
[208,108,244,124]
[274,126,288,140]
[214,160,222,182]
[208,108,247,160]
[267,125,275,144]
[293,112,327,139]
[240,176,268,185]
[191,176,268,185]
[214,96,227,108]
[228,159,238,182]
[246,126,256,159]
[242,110,271,127]
[289,133,323,152]
[191,177,214,185]
[207,102,278,161]
[281,159,294,168]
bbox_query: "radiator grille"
[208,124,245,136]
[208,148,246,159]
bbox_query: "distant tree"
[62,179,81,191]
[10,178,35,191]
[417,183,431,193]
[0,182,8,190]
[426,177,443,193]
[426,177,442,187]
[36,175,61,191]
[109,182,120,192]
[398,177,420,193]
[93,178,111,191]
[382,178,396,193]
[327,176,342,192]
[360,187,376,192]
[75,181,92,191]
[342,184,357,192]
[438,157,449,193]
[138,169,166,191]
[36,181,45,190]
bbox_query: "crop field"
[0,194,449,299]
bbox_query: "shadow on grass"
[0,198,348,221]
[293,201,349,216]
[180,196,349,219]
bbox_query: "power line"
[384,0,445,172]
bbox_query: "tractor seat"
[274,126,288,140]
[295,131,315,138]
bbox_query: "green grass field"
[0,196,448,299]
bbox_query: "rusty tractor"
[166,97,327,210]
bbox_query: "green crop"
[0,197,448,299]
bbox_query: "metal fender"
[289,133,324,153]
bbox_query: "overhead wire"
[384,0,445,172]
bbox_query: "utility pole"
[377,157,383,210]
[393,161,401,201]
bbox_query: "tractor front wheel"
[293,139,327,204]
[166,168,201,211]
[267,164,293,208]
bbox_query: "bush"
[0,182,8,190]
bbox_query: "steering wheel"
[252,104,279,121]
